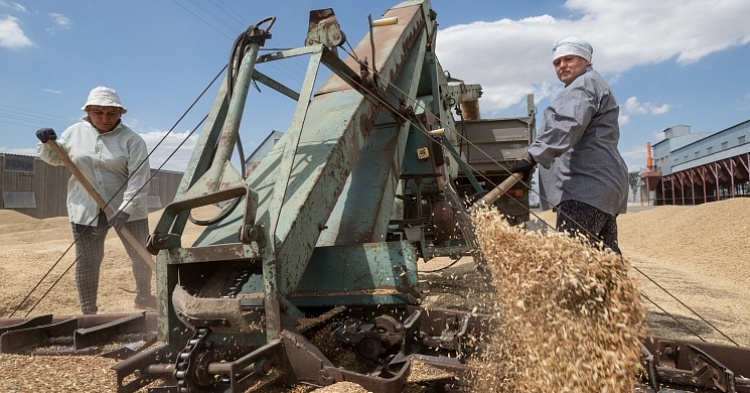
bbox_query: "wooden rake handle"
[46,140,156,271]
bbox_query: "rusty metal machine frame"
[114,2,497,391]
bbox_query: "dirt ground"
[0,198,748,391]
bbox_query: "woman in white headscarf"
[35,86,155,313]
[511,36,628,254]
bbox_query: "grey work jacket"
[528,66,628,216]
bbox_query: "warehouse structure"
[640,121,750,205]
[0,153,183,219]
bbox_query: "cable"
[8,221,90,317]
[0,105,73,131]
[335,43,554,230]
[420,255,463,273]
[206,0,251,30]
[15,114,212,317]
[639,292,706,343]
[11,67,225,317]
[171,1,309,99]
[633,264,739,346]
[186,0,239,35]
[168,0,236,40]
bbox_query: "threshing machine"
[2,1,750,392]
[117,1,497,391]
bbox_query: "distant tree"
[628,171,640,202]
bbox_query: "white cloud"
[140,130,199,172]
[0,1,27,13]
[624,96,671,116]
[650,104,670,115]
[620,145,648,172]
[0,15,33,49]
[436,0,750,114]
[140,129,261,174]
[47,12,71,32]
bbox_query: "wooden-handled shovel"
[46,140,156,271]
[470,172,523,212]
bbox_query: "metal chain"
[174,327,212,393]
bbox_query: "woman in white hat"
[511,36,629,254]
[35,86,155,314]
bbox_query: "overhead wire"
[0,2,239,143]
[168,0,236,40]
[169,0,312,156]
[0,104,73,132]
[205,0,253,32]
[183,0,310,86]
[186,0,245,38]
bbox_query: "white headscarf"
[552,36,593,63]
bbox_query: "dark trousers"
[71,213,153,314]
[555,200,621,255]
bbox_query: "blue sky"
[1,0,749,173]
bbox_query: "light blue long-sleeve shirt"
[37,118,150,225]
[528,66,628,216]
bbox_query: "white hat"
[552,36,593,63]
[81,86,127,114]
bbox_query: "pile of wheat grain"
[312,382,370,393]
[0,354,118,391]
[619,198,749,272]
[469,206,646,392]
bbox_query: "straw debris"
[469,206,646,392]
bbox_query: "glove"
[108,211,130,230]
[510,154,536,182]
[36,128,57,143]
